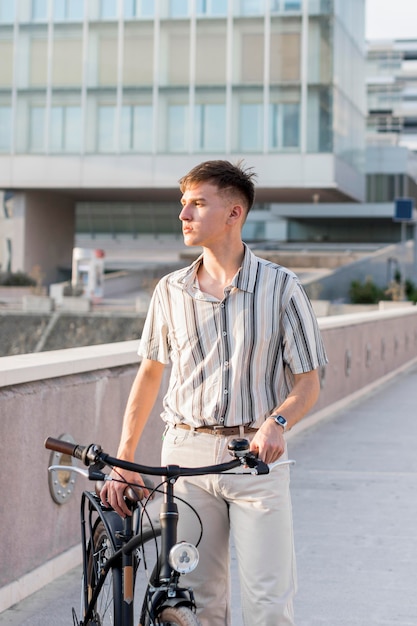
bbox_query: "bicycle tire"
[150,605,201,625]
[86,520,123,626]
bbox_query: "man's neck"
[197,242,245,299]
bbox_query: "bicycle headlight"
[168,542,199,574]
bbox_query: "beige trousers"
[161,425,297,626]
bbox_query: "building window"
[97,105,116,152]
[0,106,11,151]
[168,0,189,18]
[239,103,263,151]
[53,0,83,21]
[194,103,226,152]
[29,106,45,152]
[121,105,153,152]
[0,0,15,23]
[28,35,48,87]
[0,37,13,87]
[31,0,47,20]
[195,24,227,84]
[196,0,227,16]
[236,0,264,16]
[284,0,301,10]
[123,24,154,85]
[50,106,82,152]
[124,0,135,17]
[307,87,332,153]
[159,22,191,85]
[124,0,154,18]
[168,104,188,152]
[52,36,83,86]
[100,0,117,19]
[271,0,301,10]
[269,102,300,149]
[270,24,301,83]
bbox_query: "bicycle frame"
[77,466,198,626]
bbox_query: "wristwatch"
[268,414,288,432]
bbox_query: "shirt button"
[220,303,225,308]
[219,417,225,423]
[222,331,227,336]
[224,389,228,395]
[224,361,229,367]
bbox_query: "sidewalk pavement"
[1,361,416,625]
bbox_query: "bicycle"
[45,435,295,626]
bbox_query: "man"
[101,160,328,625]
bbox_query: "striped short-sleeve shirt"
[138,244,328,428]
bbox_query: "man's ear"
[227,204,244,223]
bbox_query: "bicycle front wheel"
[86,520,123,626]
[155,605,202,625]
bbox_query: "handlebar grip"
[45,437,86,461]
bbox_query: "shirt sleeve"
[281,280,328,374]
[138,286,171,364]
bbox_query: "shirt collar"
[175,243,258,294]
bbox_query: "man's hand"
[250,418,285,464]
[100,468,149,518]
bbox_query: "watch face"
[275,415,287,427]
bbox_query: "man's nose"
[179,205,190,220]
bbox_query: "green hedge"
[0,271,36,287]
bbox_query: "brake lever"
[49,465,88,477]
[243,452,269,475]
[48,464,107,481]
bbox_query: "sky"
[366,0,417,40]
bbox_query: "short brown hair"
[179,160,256,213]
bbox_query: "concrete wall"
[0,307,417,611]
[0,311,145,356]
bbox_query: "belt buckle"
[213,425,225,435]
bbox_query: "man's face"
[179,182,235,248]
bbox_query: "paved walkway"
[1,362,416,625]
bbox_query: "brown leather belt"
[174,423,258,436]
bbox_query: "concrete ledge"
[317,304,416,329]
[0,339,139,387]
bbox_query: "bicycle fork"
[144,477,199,622]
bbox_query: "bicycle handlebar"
[45,437,102,465]
[45,436,272,477]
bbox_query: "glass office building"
[0,0,366,280]
[0,0,365,161]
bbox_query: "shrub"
[0,271,36,287]
[405,279,417,303]
[349,278,386,304]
